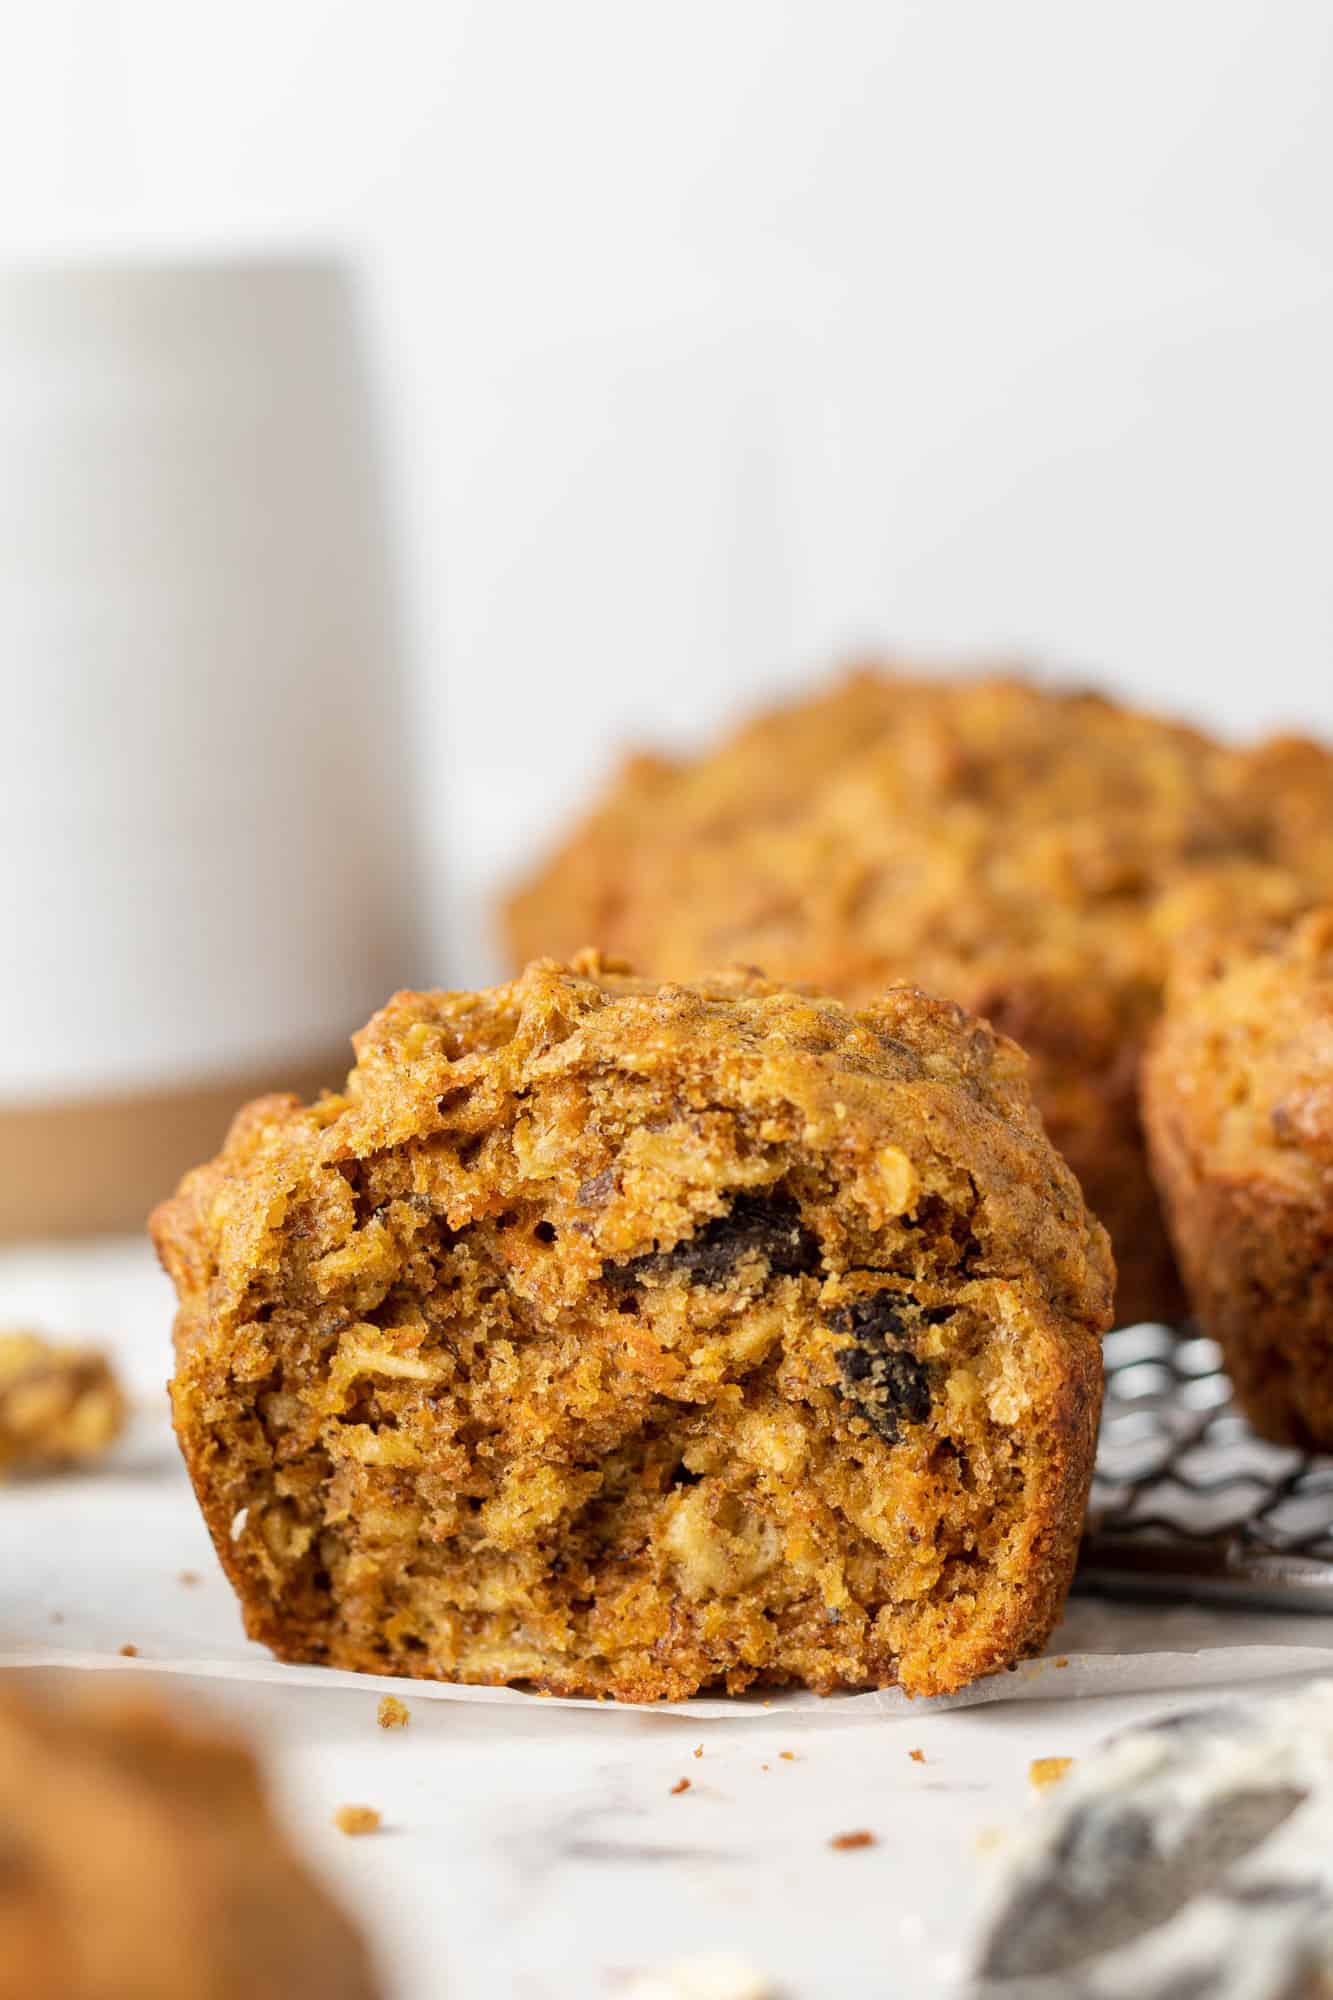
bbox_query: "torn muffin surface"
[153,952,1112,1701]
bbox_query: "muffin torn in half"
[153,954,1112,1701]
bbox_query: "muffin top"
[1151,905,1333,1195]
[505,668,1333,1062]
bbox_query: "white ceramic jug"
[0,256,425,1236]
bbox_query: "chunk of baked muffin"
[0,1684,381,2000]
[504,669,1333,1328]
[1143,907,1333,1448]
[152,954,1112,1701]
[0,1332,125,1477]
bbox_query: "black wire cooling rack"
[1079,1322,1333,1611]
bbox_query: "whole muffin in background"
[505,669,1333,1328]
[1143,907,1333,1448]
[153,953,1112,1702]
[0,1683,381,2000]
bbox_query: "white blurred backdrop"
[3,0,1332,981]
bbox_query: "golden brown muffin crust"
[505,669,1333,1327]
[0,1685,381,2000]
[155,953,1111,1702]
[1143,906,1333,1447]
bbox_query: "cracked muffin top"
[507,669,1324,1032]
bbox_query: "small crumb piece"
[909,1747,926,1763]
[669,1777,691,1795]
[377,1695,410,1730]
[693,1744,703,1759]
[830,1829,876,1851]
[974,1825,1004,1855]
[779,1750,796,1762]
[333,1804,381,1837]
[118,1644,138,1657]
[1052,1656,1070,1668]
[760,1762,769,1771]
[178,1570,200,1587]
[1029,1756,1073,1791]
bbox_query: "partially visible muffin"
[1143,906,1333,1447]
[506,668,1333,1327]
[0,1683,382,2000]
[153,952,1112,1702]
[0,1332,125,1477]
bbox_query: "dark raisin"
[605,1191,821,1290]
[830,1294,910,1344]
[533,1220,557,1244]
[835,1346,931,1442]
[830,1290,932,1443]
